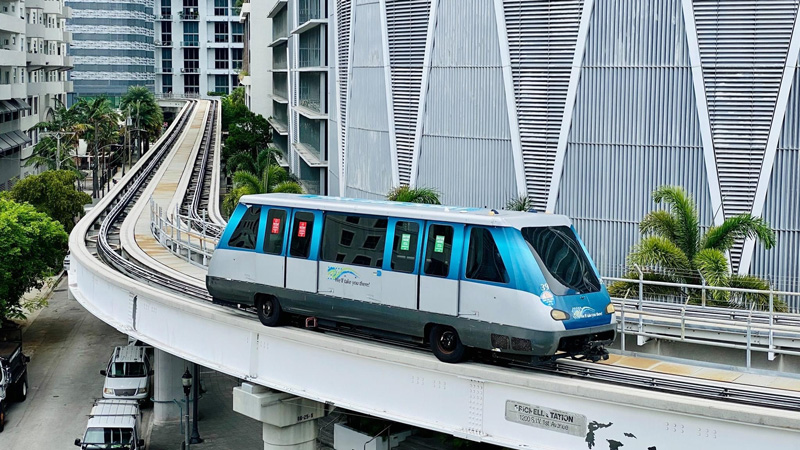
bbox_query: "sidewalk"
[147,370,263,450]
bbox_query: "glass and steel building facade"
[256,0,800,293]
[66,0,155,103]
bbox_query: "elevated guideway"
[69,99,800,449]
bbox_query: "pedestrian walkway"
[147,370,262,450]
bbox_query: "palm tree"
[386,185,441,204]
[226,147,281,176]
[608,185,783,310]
[26,99,82,175]
[222,164,303,216]
[120,86,164,154]
[505,195,534,211]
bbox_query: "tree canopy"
[7,170,92,232]
[222,149,302,216]
[0,198,69,321]
[224,109,271,160]
[386,185,441,204]
[609,185,781,310]
[221,87,248,131]
[121,86,164,153]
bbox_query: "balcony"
[180,67,199,74]
[268,117,288,136]
[180,41,199,47]
[291,18,327,36]
[272,8,288,41]
[238,3,250,22]
[292,142,326,168]
[179,10,199,20]
[298,32,321,68]
[156,14,172,21]
[0,11,25,34]
[27,52,66,69]
[297,0,323,24]
[268,0,287,19]
[157,67,173,74]
[156,40,173,47]
[0,82,26,100]
[0,48,25,67]
[43,26,64,42]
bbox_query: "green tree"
[505,195,534,211]
[386,185,441,204]
[608,185,781,310]
[0,198,69,321]
[226,147,281,176]
[120,86,164,154]
[26,99,83,176]
[72,96,122,150]
[222,165,303,216]
[221,86,248,131]
[7,170,92,232]
[223,109,272,160]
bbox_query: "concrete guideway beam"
[234,383,327,450]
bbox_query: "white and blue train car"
[206,194,616,363]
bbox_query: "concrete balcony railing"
[27,80,70,96]
[27,52,67,68]
[0,83,26,100]
[0,12,25,34]
[26,22,46,38]
[0,48,26,67]
[43,26,65,42]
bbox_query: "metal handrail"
[150,200,217,268]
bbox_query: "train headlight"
[550,309,569,321]
[605,303,615,314]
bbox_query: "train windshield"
[521,226,601,296]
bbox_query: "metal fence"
[149,200,217,268]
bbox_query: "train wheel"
[0,404,5,433]
[256,295,282,327]
[429,325,466,363]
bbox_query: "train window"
[289,211,315,258]
[465,227,508,283]
[227,206,261,250]
[391,221,419,273]
[424,224,453,277]
[521,226,601,295]
[263,209,287,255]
[321,214,387,268]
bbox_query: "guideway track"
[70,101,800,449]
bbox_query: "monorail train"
[206,194,616,363]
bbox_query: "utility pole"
[92,119,98,199]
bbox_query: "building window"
[214,22,229,43]
[161,21,172,43]
[322,214,388,268]
[215,75,228,94]
[183,22,199,45]
[298,0,323,24]
[184,74,199,94]
[232,22,243,43]
[214,48,229,68]
[232,48,243,70]
[298,31,321,67]
[214,0,229,16]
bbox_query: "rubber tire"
[429,325,466,363]
[256,296,282,327]
[16,374,27,402]
[0,404,5,433]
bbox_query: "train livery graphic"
[207,194,616,363]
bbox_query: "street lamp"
[95,143,122,198]
[181,368,192,450]
[190,363,203,444]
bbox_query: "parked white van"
[100,346,152,402]
[74,399,145,450]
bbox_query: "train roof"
[237,194,572,228]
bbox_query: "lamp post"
[181,368,192,450]
[190,363,202,444]
[96,143,122,197]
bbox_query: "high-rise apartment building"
[0,0,73,190]
[251,0,800,293]
[154,0,243,97]
[66,0,155,104]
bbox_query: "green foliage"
[0,198,69,320]
[386,185,441,204]
[611,185,781,310]
[8,171,92,232]
[27,99,83,176]
[223,109,272,160]
[222,164,303,216]
[120,86,164,153]
[221,87,248,130]
[505,195,534,211]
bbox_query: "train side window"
[263,209,287,255]
[321,214,387,268]
[465,227,508,283]
[424,224,453,277]
[227,206,261,250]
[391,221,419,273]
[289,211,315,258]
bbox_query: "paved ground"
[148,369,262,450]
[0,277,128,449]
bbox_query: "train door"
[418,222,464,315]
[458,226,512,323]
[285,209,322,293]
[380,218,424,309]
[255,207,290,288]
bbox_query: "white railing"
[149,199,217,268]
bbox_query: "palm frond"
[692,248,730,302]
[639,210,678,241]
[627,236,692,274]
[701,214,776,251]
[651,185,700,260]
[271,181,303,194]
[727,275,787,312]
[231,171,265,194]
[505,196,535,211]
[386,185,441,204]
[264,164,289,191]
[607,271,684,300]
[226,152,256,175]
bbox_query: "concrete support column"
[233,383,327,450]
[153,348,189,423]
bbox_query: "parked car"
[74,399,145,450]
[0,328,30,432]
[100,346,153,403]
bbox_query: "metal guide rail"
[93,100,211,301]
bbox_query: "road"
[0,277,128,449]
